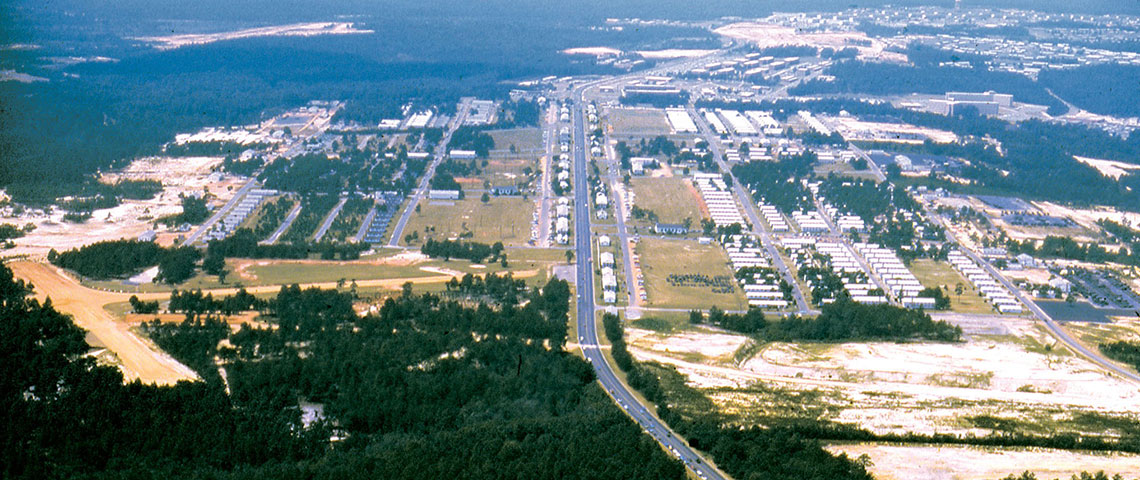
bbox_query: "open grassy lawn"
[83,246,565,294]
[909,258,995,314]
[637,238,747,310]
[608,107,671,135]
[630,176,705,226]
[84,269,232,294]
[488,128,543,154]
[402,196,534,246]
[244,262,428,285]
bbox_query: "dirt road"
[11,262,199,386]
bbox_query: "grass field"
[608,107,671,135]
[630,177,705,226]
[84,246,566,294]
[909,259,995,314]
[636,238,747,310]
[242,248,563,287]
[402,196,534,246]
[488,128,543,154]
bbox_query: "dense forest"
[207,229,368,261]
[1100,341,1140,372]
[0,0,733,205]
[2,263,691,479]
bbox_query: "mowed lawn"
[637,238,747,310]
[909,259,995,314]
[403,196,535,246]
[631,177,705,226]
[608,107,671,135]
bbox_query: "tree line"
[1007,235,1139,266]
[444,271,528,306]
[48,239,200,284]
[688,298,962,342]
[422,238,505,263]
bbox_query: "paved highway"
[570,81,727,480]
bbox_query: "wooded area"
[1,264,686,479]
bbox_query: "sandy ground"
[132,22,372,50]
[1076,156,1140,180]
[9,260,495,385]
[825,115,959,144]
[634,49,717,59]
[11,261,200,386]
[628,315,1140,438]
[3,156,241,257]
[562,46,622,56]
[713,22,907,63]
[628,328,747,362]
[1036,201,1140,233]
[826,443,1140,480]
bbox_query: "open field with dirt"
[714,22,907,63]
[636,238,747,310]
[909,259,995,315]
[626,314,1140,442]
[826,443,1140,480]
[3,156,243,257]
[401,196,534,246]
[478,157,537,189]
[132,22,372,50]
[630,177,705,226]
[607,107,671,135]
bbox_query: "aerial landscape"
[6,0,1140,478]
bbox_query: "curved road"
[570,81,727,480]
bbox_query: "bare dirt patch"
[713,22,907,63]
[4,156,244,257]
[826,443,1140,480]
[132,22,373,50]
[628,316,1140,438]
[10,261,198,385]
